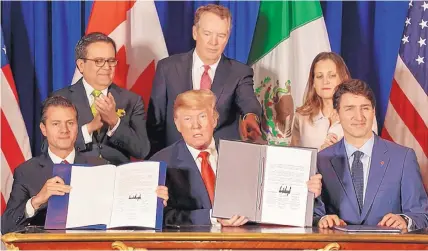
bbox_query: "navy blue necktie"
[351,151,364,212]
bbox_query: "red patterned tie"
[198,151,216,205]
[200,65,212,90]
[61,160,69,164]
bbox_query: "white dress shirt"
[185,138,219,225]
[292,111,378,150]
[81,78,121,144]
[25,149,76,218]
[344,134,413,230]
[192,51,220,90]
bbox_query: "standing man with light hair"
[147,4,263,157]
[45,32,150,165]
[150,90,322,226]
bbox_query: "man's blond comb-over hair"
[173,89,219,120]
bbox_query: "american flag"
[382,0,428,191]
[0,29,32,216]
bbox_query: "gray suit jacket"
[46,79,150,164]
[147,50,262,156]
[1,153,107,234]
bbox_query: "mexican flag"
[249,1,330,146]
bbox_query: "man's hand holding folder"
[31,176,71,210]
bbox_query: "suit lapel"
[211,55,228,103]
[176,141,212,208]
[330,140,361,216]
[361,136,389,220]
[175,50,193,93]
[39,153,54,168]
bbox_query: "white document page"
[108,162,160,228]
[260,147,313,226]
[66,165,116,228]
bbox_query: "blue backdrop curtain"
[1,0,408,156]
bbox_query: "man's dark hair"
[75,32,117,61]
[41,96,78,125]
[333,79,376,110]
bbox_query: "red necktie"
[200,65,212,90]
[198,151,216,205]
[61,160,69,164]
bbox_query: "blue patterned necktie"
[351,151,364,212]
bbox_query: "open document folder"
[212,140,317,227]
[45,161,166,230]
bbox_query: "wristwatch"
[400,215,411,227]
[242,113,260,123]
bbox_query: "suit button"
[99,144,103,149]
[77,147,81,151]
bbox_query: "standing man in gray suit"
[48,32,150,165]
[147,4,262,156]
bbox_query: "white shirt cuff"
[25,197,37,218]
[399,214,414,231]
[106,118,121,137]
[82,124,93,144]
[210,209,221,226]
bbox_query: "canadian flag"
[72,0,168,109]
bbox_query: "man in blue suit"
[151,89,323,226]
[147,4,262,157]
[314,79,428,230]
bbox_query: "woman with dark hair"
[291,52,377,150]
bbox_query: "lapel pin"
[380,161,384,166]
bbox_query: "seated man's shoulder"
[149,140,182,164]
[379,138,415,163]
[380,138,410,152]
[13,155,46,176]
[318,144,336,157]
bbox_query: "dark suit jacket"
[150,140,212,225]
[46,79,150,165]
[147,50,262,156]
[314,135,428,229]
[1,153,107,234]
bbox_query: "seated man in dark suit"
[2,96,168,234]
[150,90,322,226]
[314,79,428,231]
[147,4,263,157]
[47,32,150,165]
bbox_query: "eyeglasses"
[81,58,118,67]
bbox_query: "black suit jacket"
[150,140,213,225]
[147,50,262,156]
[1,153,107,234]
[46,79,150,164]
